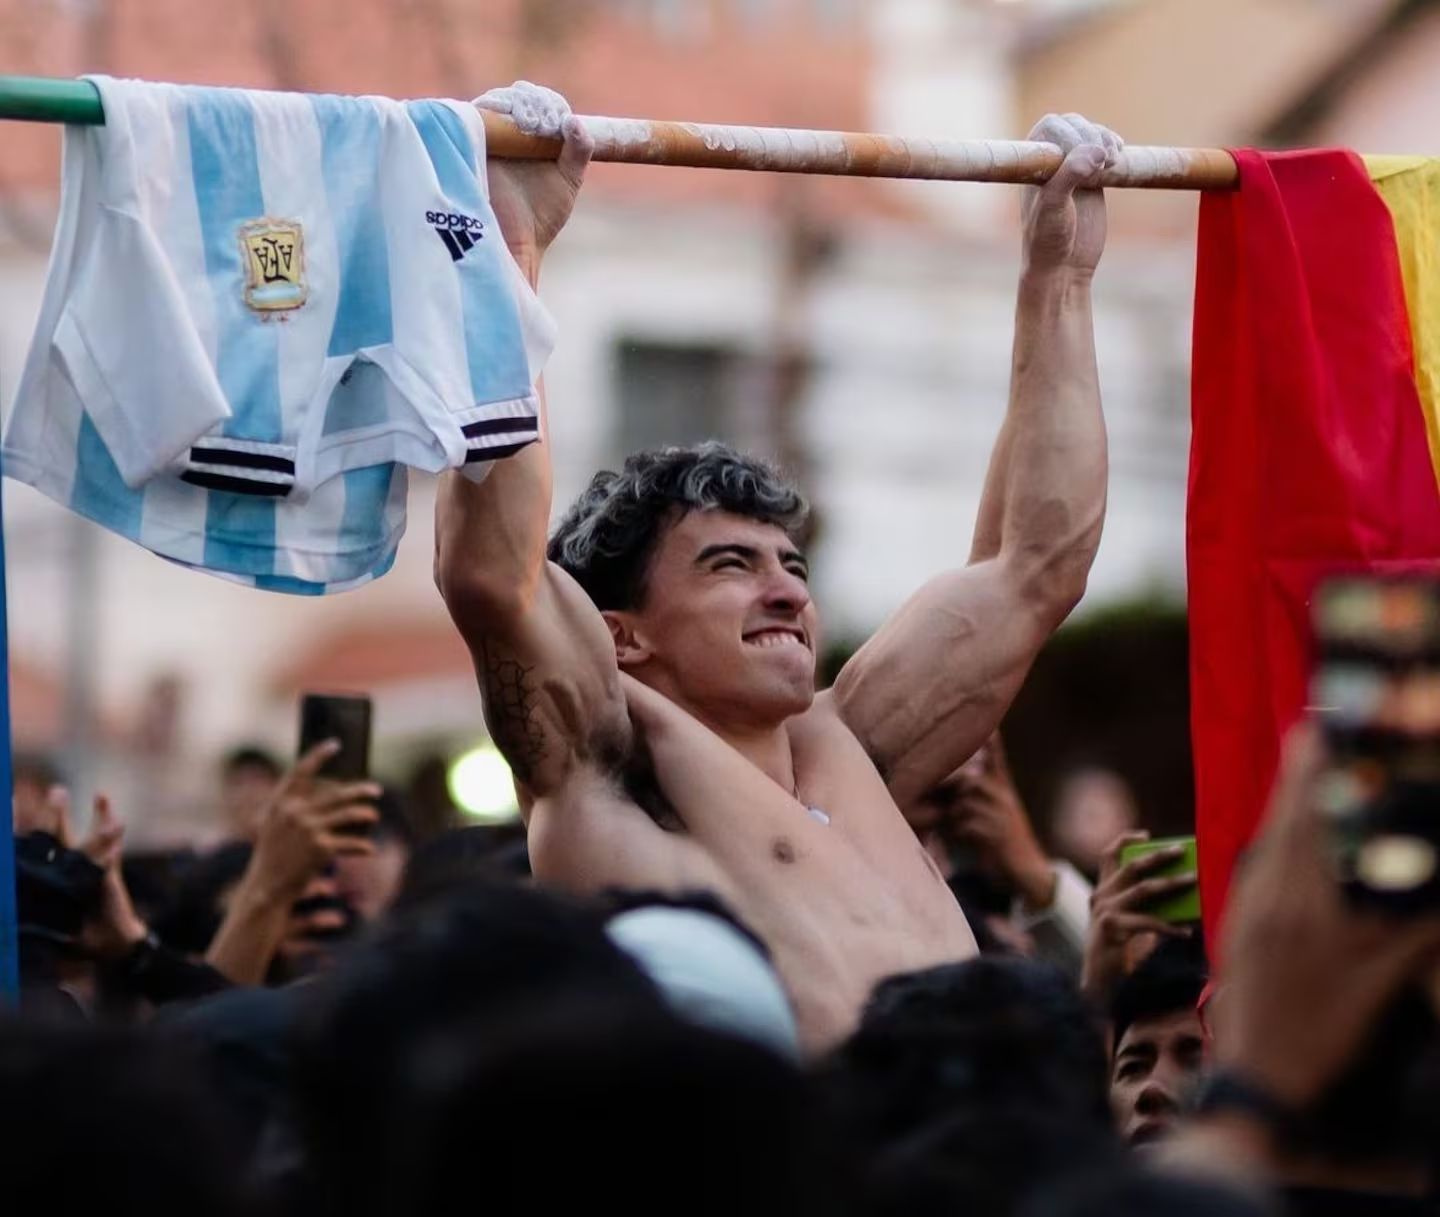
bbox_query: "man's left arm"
[830,115,1118,810]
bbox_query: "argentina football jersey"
[4,76,554,593]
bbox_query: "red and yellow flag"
[1189,150,1440,939]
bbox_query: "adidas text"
[426,210,485,232]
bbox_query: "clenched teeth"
[744,630,805,649]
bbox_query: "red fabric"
[1188,148,1440,949]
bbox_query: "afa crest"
[238,218,307,314]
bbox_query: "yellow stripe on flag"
[1366,155,1440,489]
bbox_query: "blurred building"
[0,0,1427,838]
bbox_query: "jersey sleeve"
[52,203,232,488]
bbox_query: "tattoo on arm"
[478,640,547,784]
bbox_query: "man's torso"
[530,688,978,1052]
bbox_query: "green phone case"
[1118,836,1200,924]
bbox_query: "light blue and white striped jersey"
[3,76,553,594]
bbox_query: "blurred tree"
[1002,592,1193,842]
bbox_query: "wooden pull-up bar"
[0,74,1239,190]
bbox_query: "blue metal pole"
[0,75,104,1004]
[0,476,17,1002]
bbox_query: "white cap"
[606,906,801,1061]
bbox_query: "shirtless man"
[437,86,1118,1051]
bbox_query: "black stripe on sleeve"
[188,448,296,476]
[181,471,293,497]
[461,416,540,440]
[463,439,537,464]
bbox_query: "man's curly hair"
[547,442,809,611]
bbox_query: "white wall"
[867,0,1024,233]
[546,199,1192,642]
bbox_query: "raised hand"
[946,735,1056,909]
[247,740,380,902]
[1211,724,1440,1108]
[78,792,149,958]
[474,81,594,271]
[1022,113,1121,278]
[16,781,74,843]
[1081,830,1193,1002]
[207,742,380,985]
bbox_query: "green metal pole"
[0,76,104,125]
[0,72,103,1001]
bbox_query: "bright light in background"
[447,742,519,823]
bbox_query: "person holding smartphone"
[205,733,381,986]
[1081,833,1197,1005]
[1158,725,1440,1213]
[905,733,1097,972]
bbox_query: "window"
[612,339,741,457]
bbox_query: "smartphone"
[1118,836,1200,924]
[298,692,372,781]
[1311,574,1440,911]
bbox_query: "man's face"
[1110,1007,1206,1147]
[334,837,410,923]
[1052,770,1138,874]
[12,779,52,836]
[612,511,819,728]
[221,763,280,837]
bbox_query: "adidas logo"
[427,209,485,262]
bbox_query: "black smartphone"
[298,692,373,781]
[1312,574,1440,911]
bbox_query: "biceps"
[832,564,1050,802]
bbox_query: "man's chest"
[787,708,913,844]
[698,721,946,910]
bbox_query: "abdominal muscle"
[713,714,978,1051]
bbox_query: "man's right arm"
[435,385,629,800]
[434,97,628,799]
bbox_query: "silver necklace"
[791,770,831,826]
